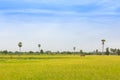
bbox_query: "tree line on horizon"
[0,48,120,56]
[0,40,120,55]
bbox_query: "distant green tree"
[15,51,19,54]
[117,49,120,55]
[45,51,52,54]
[106,48,110,55]
[3,50,8,54]
[80,50,83,54]
[95,49,100,55]
[40,49,44,54]
[0,51,1,53]
[110,48,117,55]
[29,51,34,54]
[80,50,85,56]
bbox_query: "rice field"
[0,55,120,80]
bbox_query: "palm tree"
[101,39,106,55]
[18,42,22,52]
[38,44,41,53]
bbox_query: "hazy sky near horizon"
[0,0,120,52]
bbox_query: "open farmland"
[0,55,120,80]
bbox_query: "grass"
[0,55,120,80]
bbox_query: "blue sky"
[0,0,120,52]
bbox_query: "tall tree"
[40,49,44,54]
[38,44,41,53]
[117,49,120,55]
[80,50,83,54]
[18,42,22,52]
[101,39,106,55]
